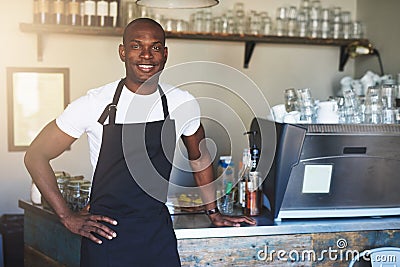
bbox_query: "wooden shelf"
[20,22,370,68]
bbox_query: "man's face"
[119,22,168,89]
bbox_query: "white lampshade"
[136,0,219,9]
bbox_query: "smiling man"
[24,18,255,267]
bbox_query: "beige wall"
[0,0,357,214]
[355,0,400,78]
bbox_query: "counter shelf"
[19,200,400,266]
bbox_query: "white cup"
[317,101,339,123]
[283,111,300,123]
[272,104,287,122]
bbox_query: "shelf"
[20,22,370,69]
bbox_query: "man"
[24,18,255,266]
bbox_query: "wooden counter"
[20,200,400,266]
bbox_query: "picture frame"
[7,67,69,151]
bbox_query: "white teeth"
[138,64,153,69]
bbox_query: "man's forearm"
[24,152,72,220]
[191,158,218,210]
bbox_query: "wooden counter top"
[19,200,400,266]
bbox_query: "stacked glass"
[381,84,397,124]
[342,87,362,123]
[296,88,317,123]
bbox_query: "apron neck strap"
[158,84,169,120]
[98,79,170,125]
[98,78,125,125]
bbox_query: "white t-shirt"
[56,80,201,171]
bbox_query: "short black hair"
[123,18,166,45]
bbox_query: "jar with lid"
[79,183,91,211]
[66,180,83,212]
[284,88,299,112]
[57,177,70,200]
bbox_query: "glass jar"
[79,184,91,211]
[57,177,69,200]
[284,88,299,112]
[66,180,83,212]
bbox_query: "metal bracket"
[339,45,349,72]
[244,41,256,68]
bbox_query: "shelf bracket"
[37,34,44,62]
[339,45,349,72]
[244,41,256,68]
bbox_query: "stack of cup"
[342,87,362,123]
[364,86,382,124]
[381,84,397,124]
[297,88,316,123]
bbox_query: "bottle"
[37,0,51,24]
[96,0,109,27]
[216,155,231,178]
[33,0,40,23]
[224,161,235,191]
[238,148,250,208]
[245,171,261,216]
[80,1,85,26]
[83,0,97,26]
[66,0,81,26]
[51,0,66,25]
[244,131,260,172]
[109,0,119,27]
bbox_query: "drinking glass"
[234,2,246,34]
[381,84,397,124]
[260,12,272,35]
[249,11,261,35]
[193,10,204,33]
[297,88,316,123]
[203,11,213,33]
[300,0,310,9]
[352,21,364,38]
[381,84,396,109]
[212,16,222,33]
[364,86,382,124]
[297,11,308,37]
[341,11,352,39]
[332,7,342,39]
[275,7,287,36]
[284,88,299,112]
[287,6,298,37]
[343,87,361,123]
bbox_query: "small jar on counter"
[66,180,84,212]
[57,177,70,199]
[78,183,91,211]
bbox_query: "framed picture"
[7,67,69,151]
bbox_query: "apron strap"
[158,85,169,120]
[97,79,170,124]
[98,78,125,125]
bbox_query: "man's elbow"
[24,148,35,171]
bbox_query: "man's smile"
[137,64,156,73]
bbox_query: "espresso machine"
[251,118,400,221]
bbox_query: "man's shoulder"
[161,83,195,102]
[86,80,120,99]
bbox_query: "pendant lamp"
[136,0,219,9]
